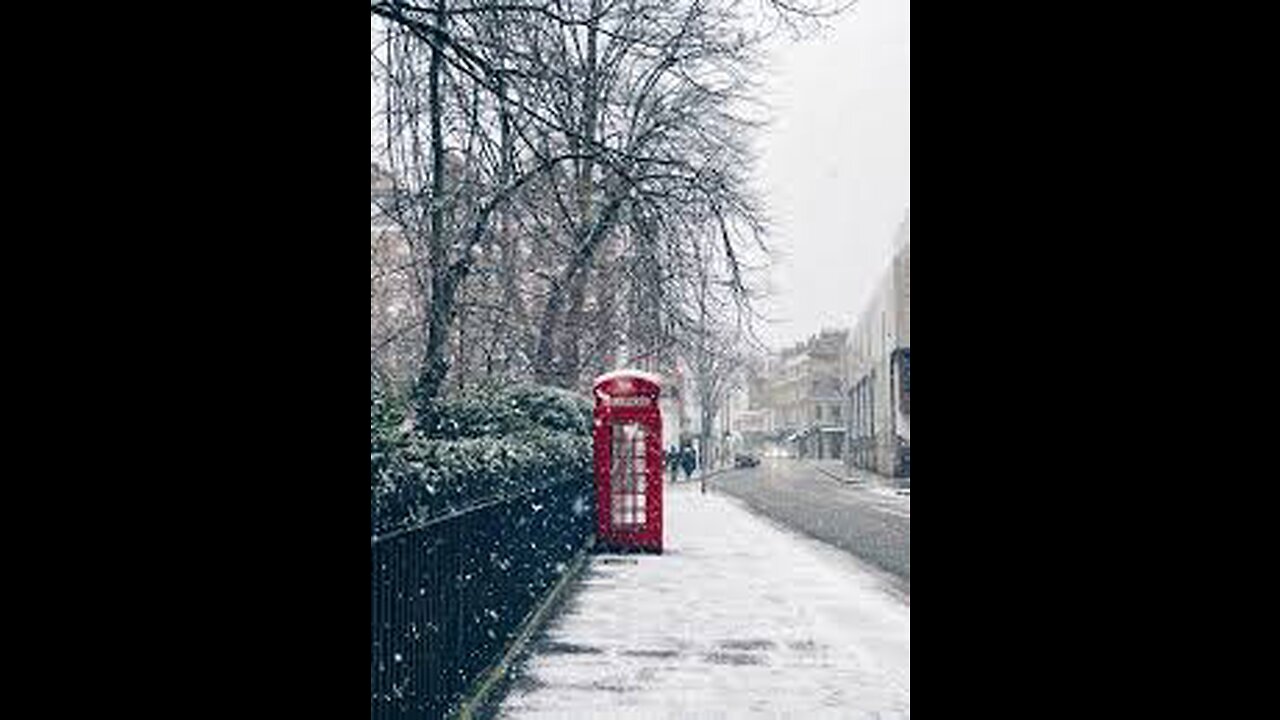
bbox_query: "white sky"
[754,0,910,349]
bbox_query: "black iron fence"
[371,477,594,719]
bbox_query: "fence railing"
[371,477,594,719]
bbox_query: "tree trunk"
[496,73,526,374]
[413,0,450,424]
[532,195,624,387]
[700,403,716,476]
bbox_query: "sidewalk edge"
[809,461,909,492]
[810,462,860,484]
[451,535,595,720]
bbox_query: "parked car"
[734,453,760,468]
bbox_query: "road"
[707,459,910,591]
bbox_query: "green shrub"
[420,383,591,440]
[370,379,408,487]
[371,383,593,536]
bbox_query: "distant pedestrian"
[681,446,697,481]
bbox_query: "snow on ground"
[493,482,910,719]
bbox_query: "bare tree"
[370,0,850,425]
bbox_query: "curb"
[699,467,735,482]
[451,536,595,720]
[809,463,863,485]
[808,462,909,494]
[664,466,733,486]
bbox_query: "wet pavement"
[484,481,910,719]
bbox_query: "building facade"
[755,329,849,460]
[845,210,910,481]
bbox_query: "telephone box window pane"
[610,422,648,529]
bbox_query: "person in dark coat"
[680,445,697,481]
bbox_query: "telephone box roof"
[593,369,663,390]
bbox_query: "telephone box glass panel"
[610,422,647,528]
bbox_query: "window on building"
[869,371,875,439]
[901,349,910,414]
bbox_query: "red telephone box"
[593,370,663,554]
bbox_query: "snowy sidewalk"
[489,482,911,719]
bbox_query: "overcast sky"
[754,0,910,350]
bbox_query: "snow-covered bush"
[419,383,591,440]
[371,384,593,536]
[371,378,410,488]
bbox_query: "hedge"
[371,383,593,537]
[370,379,404,488]
[417,383,592,439]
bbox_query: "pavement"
[804,460,909,497]
[483,481,911,719]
